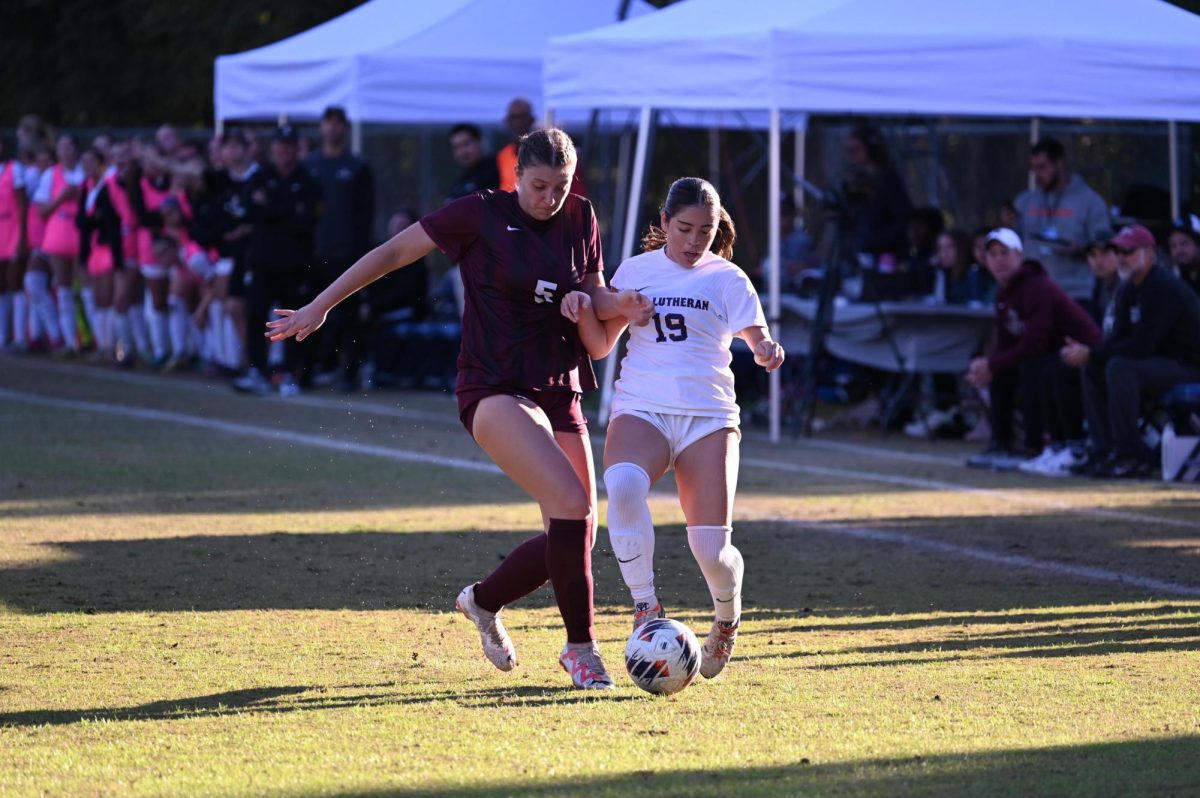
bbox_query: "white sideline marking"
[6,358,456,425]
[743,456,1200,532]
[2,385,1198,599]
[7,361,1199,532]
[791,521,1200,598]
[0,388,501,475]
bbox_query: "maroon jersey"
[420,190,603,394]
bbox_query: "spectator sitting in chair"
[1085,233,1121,334]
[1061,224,1200,479]
[964,228,1101,472]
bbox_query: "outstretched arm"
[561,291,628,359]
[267,221,438,342]
[738,325,786,372]
[579,272,653,326]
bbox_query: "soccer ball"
[624,618,701,696]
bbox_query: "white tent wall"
[545,0,1200,441]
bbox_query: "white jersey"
[610,247,766,420]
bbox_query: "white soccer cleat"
[700,618,740,679]
[632,600,666,631]
[456,584,517,672]
[559,644,615,690]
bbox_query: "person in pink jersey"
[266,129,655,690]
[22,145,60,350]
[0,137,29,350]
[76,146,121,360]
[34,134,84,353]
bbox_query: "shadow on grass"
[0,683,638,729]
[307,737,1200,798]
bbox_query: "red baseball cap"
[1111,224,1156,250]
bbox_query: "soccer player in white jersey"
[564,177,784,679]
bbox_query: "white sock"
[144,295,168,360]
[12,291,27,345]
[29,272,60,343]
[686,525,743,622]
[603,462,659,607]
[55,286,77,350]
[81,286,98,343]
[127,308,150,359]
[168,296,189,358]
[95,307,114,351]
[0,292,11,346]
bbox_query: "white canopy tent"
[545,0,1200,441]
[214,0,652,127]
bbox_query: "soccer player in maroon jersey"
[266,129,653,690]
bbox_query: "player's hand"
[265,304,327,343]
[753,339,785,372]
[560,290,592,323]
[615,289,653,326]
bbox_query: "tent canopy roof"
[544,0,1200,121]
[215,0,650,124]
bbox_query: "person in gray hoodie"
[1014,137,1111,306]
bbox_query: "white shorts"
[213,257,234,277]
[139,263,168,280]
[187,251,214,282]
[611,408,739,468]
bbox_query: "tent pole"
[768,107,782,444]
[1169,120,1180,221]
[599,105,653,427]
[708,127,720,192]
[351,119,363,156]
[278,112,288,126]
[1027,117,1040,192]
[215,118,225,137]
[793,115,807,210]
[544,106,556,129]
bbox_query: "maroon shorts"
[458,386,588,438]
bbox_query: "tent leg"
[768,108,781,444]
[1027,117,1040,192]
[599,106,654,427]
[351,119,363,156]
[1169,120,1180,222]
[708,127,720,192]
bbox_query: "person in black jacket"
[233,125,322,396]
[76,146,122,360]
[305,106,375,391]
[1062,224,1200,478]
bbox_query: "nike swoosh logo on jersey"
[617,555,642,563]
[506,225,521,231]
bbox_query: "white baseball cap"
[985,228,1023,252]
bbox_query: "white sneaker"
[1036,446,1087,477]
[232,367,270,396]
[700,618,740,679]
[1017,447,1059,475]
[632,601,665,631]
[455,584,517,672]
[903,409,955,439]
[558,644,614,690]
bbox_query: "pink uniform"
[104,173,138,265]
[0,162,22,260]
[40,166,80,259]
[136,177,171,266]
[82,178,115,276]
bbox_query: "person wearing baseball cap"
[1083,232,1120,332]
[965,228,1101,474]
[1061,224,1200,478]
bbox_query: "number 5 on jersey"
[534,280,558,304]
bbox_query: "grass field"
[1,356,1198,797]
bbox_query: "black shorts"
[458,386,587,439]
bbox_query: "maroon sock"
[545,517,595,644]
[472,533,548,613]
